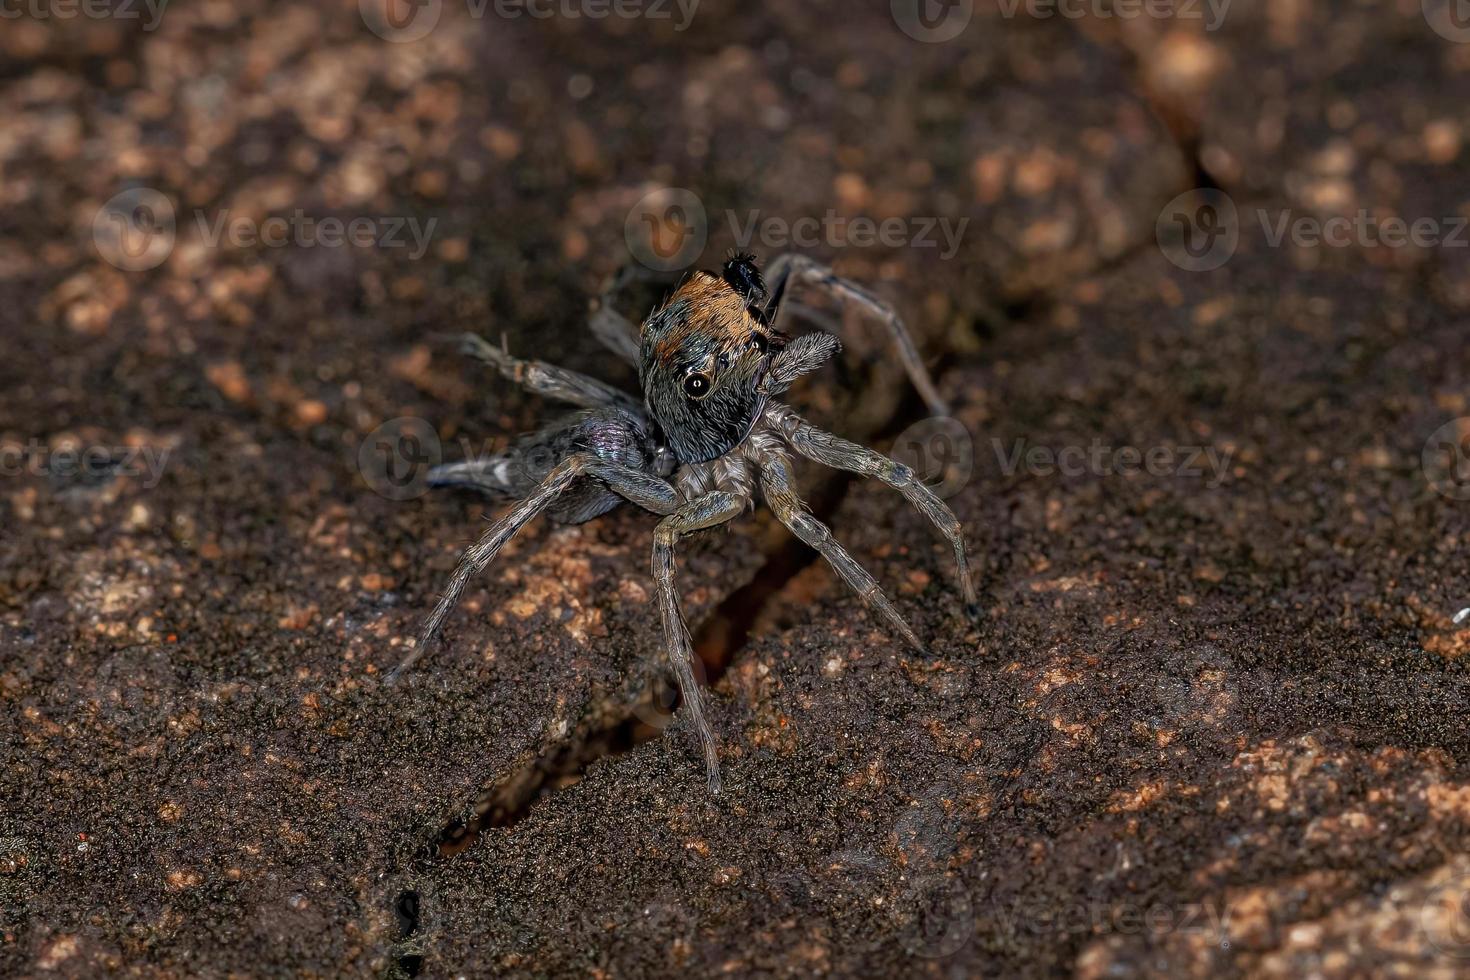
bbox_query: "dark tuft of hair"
[722,251,767,304]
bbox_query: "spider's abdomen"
[427,406,660,524]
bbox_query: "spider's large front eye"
[684,372,713,399]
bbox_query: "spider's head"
[639,254,786,463]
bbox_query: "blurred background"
[4,0,1470,976]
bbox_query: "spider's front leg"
[756,450,925,654]
[763,253,949,417]
[651,490,746,795]
[768,403,980,618]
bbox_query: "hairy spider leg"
[454,332,643,412]
[389,454,678,683]
[762,253,950,417]
[651,490,746,794]
[768,404,978,615]
[756,448,926,654]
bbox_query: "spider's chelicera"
[388,252,977,794]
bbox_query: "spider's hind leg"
[763,253,949,417]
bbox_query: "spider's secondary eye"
[684,372,713,399]
[748,332,770,354]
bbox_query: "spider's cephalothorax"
[639,255,787,463]
[390,252,976,794]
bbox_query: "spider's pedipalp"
[762,253,949,417]
[651,489,746,794]
[759,332,843,398]
[756,448,926,654]
[768,404,979,615]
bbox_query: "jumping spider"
[390,253,976,793]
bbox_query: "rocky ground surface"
[2,1,1469,977]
